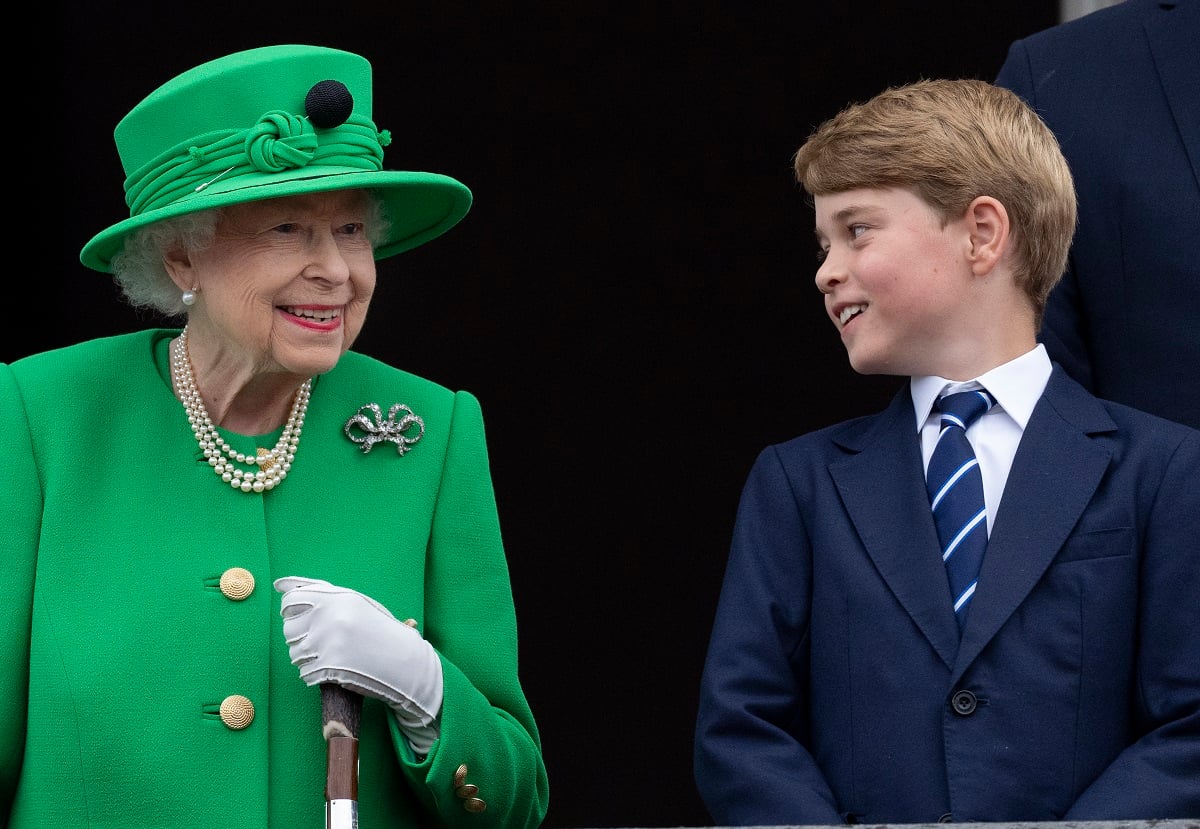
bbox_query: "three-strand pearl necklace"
[170,325,311,493]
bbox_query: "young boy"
[693,79,1200,823]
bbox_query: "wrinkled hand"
[274,576,443,752]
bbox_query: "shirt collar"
[909,344,1052,432]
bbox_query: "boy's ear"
[964,196,1009,276]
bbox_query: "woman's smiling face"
[170,189,378,382]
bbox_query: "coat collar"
[828,366,1116,674]
[954,367,1115,677]
[830,387,962,669]
[1145,0,1200,192]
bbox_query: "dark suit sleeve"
[995,41,1096,394]
[694,446,842,824]
[1065,428,1200,818]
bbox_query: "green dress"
[0,329,549,827]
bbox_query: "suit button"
[951,689,977,716]
[462,797,487,813]
[938,813,954,822]
[219,694,255,729]
[219,567,255,600]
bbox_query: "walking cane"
[323,683,363,829]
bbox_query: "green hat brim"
[80,167,471,273]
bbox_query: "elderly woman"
[0,45,548,827]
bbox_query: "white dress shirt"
[910,344,1052,535]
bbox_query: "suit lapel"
[830,389,961,670]
[1145,0,1200,191]
[952,368,1116,679]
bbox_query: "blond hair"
[793,78,1076,324]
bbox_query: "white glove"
[274,576,443,753]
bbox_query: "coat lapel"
[1145,0,1200,191]
[952,368,1117,679]
[830,388,961,670]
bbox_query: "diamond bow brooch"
[344,403,425,455]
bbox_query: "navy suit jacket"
[694,367,1200,823]
[995,0,1200,429]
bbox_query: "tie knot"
[935,389,994,431]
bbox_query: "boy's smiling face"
[812,186,979,378]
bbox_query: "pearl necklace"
[169,326,311,493]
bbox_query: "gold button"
[219,567,255,601]
[453,763,468,788]
[455,783,479,799]
[219,694,255,729]
[462,797,487,814]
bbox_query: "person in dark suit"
[995,0,1200,430]
[693,78,1200,823]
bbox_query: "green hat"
[80,44,472,273]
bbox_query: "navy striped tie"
[926,389,995,631]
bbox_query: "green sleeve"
[0,363,40,809]
[394,388,550,827]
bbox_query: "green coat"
[1,329,548,828]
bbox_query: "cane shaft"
[325,734,359,800]
[322,684,363,829]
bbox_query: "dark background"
[33,2,1060,826]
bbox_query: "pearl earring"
[181,287,198,306]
